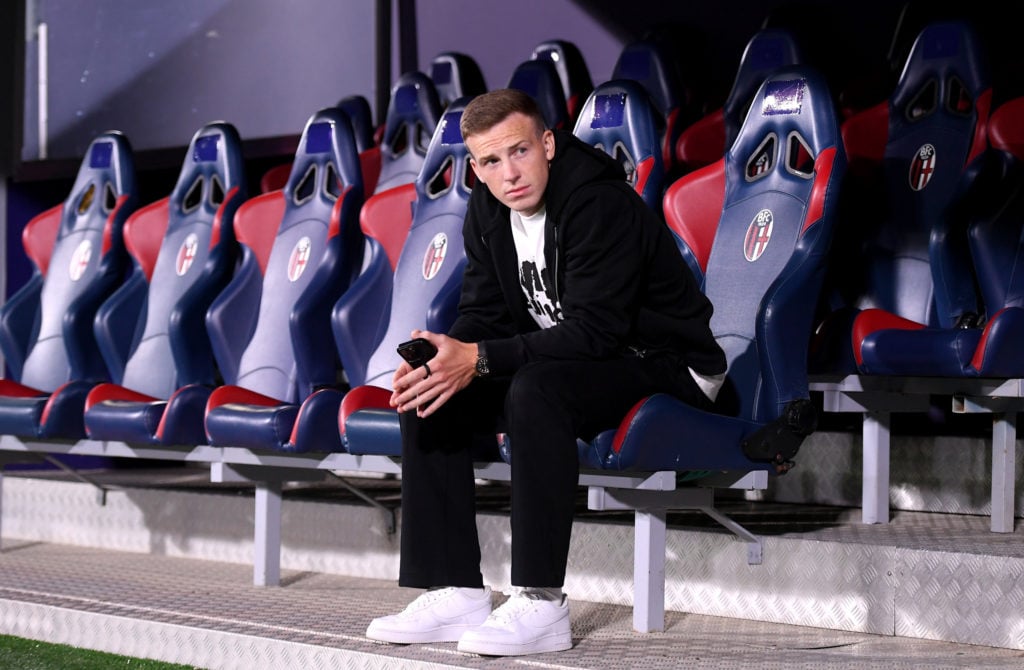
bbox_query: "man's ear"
[543,130,555,161]
[469,157,482,181]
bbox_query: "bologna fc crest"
[69,239,93,281]
[176,233,199,276]
[909,143,936,191]
[744,209,773,262]
[422,232,448,280]
[287,236,312,282]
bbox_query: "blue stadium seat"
[573,78,666,212]
[612,38,693,175]
[0,132,137,439]
[82,122,246,445]
[507,59,570,131]
[855,95,1024,378]
[531,39,594,125]
[260,95,380,196]
[811,21,992,375]
[676,28,803,173]
[374,71,443,194]
[962,96,1024,376]
[334,98,475,456]
[429,52,487,109]
[580,66,846,474]
[202,107,366,451]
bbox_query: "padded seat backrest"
[507,59,570,131]
[573,79,665,212]
[612,38,691,172]
[666,67,845,421]
[969,97,1024,313]
[677,29,803,172]
[429,52,487,109]
[839,21,990,328]
[351,99,474,389]
[112,123,246,399]
[2,133,136,390]
[375,71,442,193]
[531,39,594,124]
[208,108,364,403]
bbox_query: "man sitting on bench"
[365,88,725,657]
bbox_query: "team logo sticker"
[909,143,936,191]
[422,233,448,280]
[744,209,773,262]
[69,239,93,281]
[175,233,199,276]
[287,236,312,282]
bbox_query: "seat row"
[0,32,849,629]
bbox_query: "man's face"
[466,112,556,216]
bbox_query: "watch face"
[476,356,489,375]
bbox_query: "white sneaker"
[457,589,572,656]
[365,586,493,644]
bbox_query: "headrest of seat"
[728,66,842,185]
[61,131,136,241]
[281,106,363,219]
[336,95,376,153]
[507,59,570,130]
[413,96,475,215]
[723,29,803,144]
[573,79,665,209]
[892,21,989,120]
[531,39,594,121]
[429,52,487,109]
[380,71,443,161]
[167,122,245,233]
[612,39,685,117]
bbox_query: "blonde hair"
[460,88,546,142]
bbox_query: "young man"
[365,88,725,656]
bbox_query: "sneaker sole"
[366,622,482,645]
[457,631,573,656]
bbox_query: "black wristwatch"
[475,342,490,377]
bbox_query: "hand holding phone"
[396,337,438,369]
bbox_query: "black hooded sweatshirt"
[448,128,726,380]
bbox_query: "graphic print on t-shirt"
[520,260,562,328]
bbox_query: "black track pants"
[397,354,711,589]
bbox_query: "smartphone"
[396,337,438,368]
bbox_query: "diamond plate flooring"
[2,466,1024,668]
[1,540,1024,670]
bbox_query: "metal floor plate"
[1,540,1023,670]
[2,466,1024,669]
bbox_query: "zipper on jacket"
[552,224,561,303]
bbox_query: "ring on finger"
[423,363,431,379]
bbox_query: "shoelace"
[404,587,459,612]
[489,594,537,625]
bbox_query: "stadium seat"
[676,28,803,173]
[429,52,487,109]
[82,122,246,446]
[507,58,570,131]
[612,38,694,174]
[961,96,1024,376]
[531,39,594,125]
[374,71,443,194]
[579,66,846,475]
[334,98,475,456]
[202,107,366,451]
[260,94,379,196]
[0,132,137,439]
[811,21,992,376]
[857,95,1024,378]
[573,78,666,212]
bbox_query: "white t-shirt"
[511,206,562,329]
